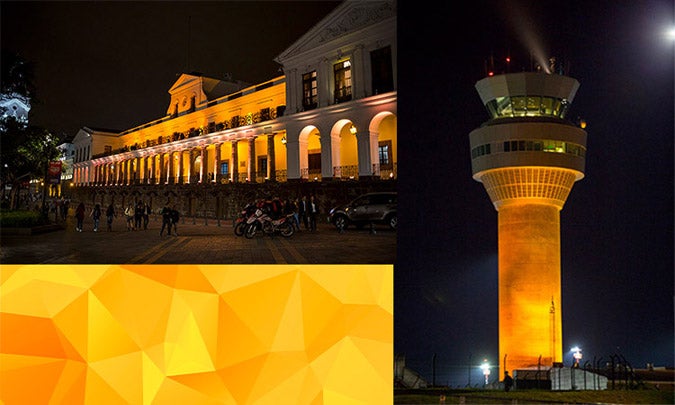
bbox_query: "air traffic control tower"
[469,70,587,377]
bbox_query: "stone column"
[320,134,334,181]
[150,155,156,184]
[352,45,366,99]
[318,58,331,107]
[267,134,276,181]
[231,140,239,183]
[167,152,174,184]
[199,146,206,183]
[248,138,256,182]
[214,143,221,183]
[177,150,183,184]
[357,130,379,179]
[158,153,165,184]
[285,68,296,113]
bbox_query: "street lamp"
[480,359,490,385]
[571,347,582,368]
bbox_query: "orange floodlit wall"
[498,202,563,374]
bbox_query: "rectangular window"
[104,145,112,153]
[302,71,318,111]
[334,60,352,103]
[378,140,392,169]
[370,46,393,95]
[220,162,229,175]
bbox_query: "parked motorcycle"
[244,208,295,239]
[233,203,257,236]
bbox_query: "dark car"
[328,192,397,230]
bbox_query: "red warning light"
[488,71,494,76]
[506,57,511,63]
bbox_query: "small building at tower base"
[514,367,608,391]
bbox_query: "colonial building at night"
[70,0,396,194]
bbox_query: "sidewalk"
[1,214,397,265]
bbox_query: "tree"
[1,50,60,210]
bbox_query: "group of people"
[254,194,320,232]
[72,200,163,233]
[160,203,181,236]
[48,197,71,222]
[123,201,152,231]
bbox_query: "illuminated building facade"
[70,0,396,188]
[469,71,587,377]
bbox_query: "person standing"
[124,203,135,231]
[105,203,115,232]
[142,201,151,230]
[298,195,309,230]
[170,205,180,236]
[308,195,318,231]
[160,203,172,236]
[503,371,514,392]
[134,201,144,230]
[75,202,85,232]
[90,203,102,232]
[284,198,300,231]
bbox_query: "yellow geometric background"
[0,265,393,404]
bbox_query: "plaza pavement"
[0,213,397,265]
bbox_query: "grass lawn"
[395,388,674,404]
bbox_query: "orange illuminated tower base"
[498,202,562,373]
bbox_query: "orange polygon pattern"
[0,265,393,404]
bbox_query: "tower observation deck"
[469,71,587,378]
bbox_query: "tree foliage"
[1,50,61,210]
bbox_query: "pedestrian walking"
[75,202,85,232]
[308,195,318,231]
[105,203,115,232]
[90,203,102,232]
[124,203,135,231]
[160,203,172,236]
[134,201,144,230]
[284,198,300,231]
[170,205,180,236]
[142,202,151,230]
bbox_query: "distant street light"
[571,347,583,368]
[667,27,675,41]
[480,359,490,385]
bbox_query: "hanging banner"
[48,161,62,184]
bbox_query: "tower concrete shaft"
[469,72,587,378]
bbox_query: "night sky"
[1,1,341,138]
[397,0,674,386]
[2,0,674,388]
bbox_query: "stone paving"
[0,213,396,265]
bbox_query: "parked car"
[328,192,397,230]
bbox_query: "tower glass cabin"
[469,71,587,378]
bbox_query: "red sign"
[48,161,62,184]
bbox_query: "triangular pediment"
[167,73,203,95]
[275,0,395,63]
